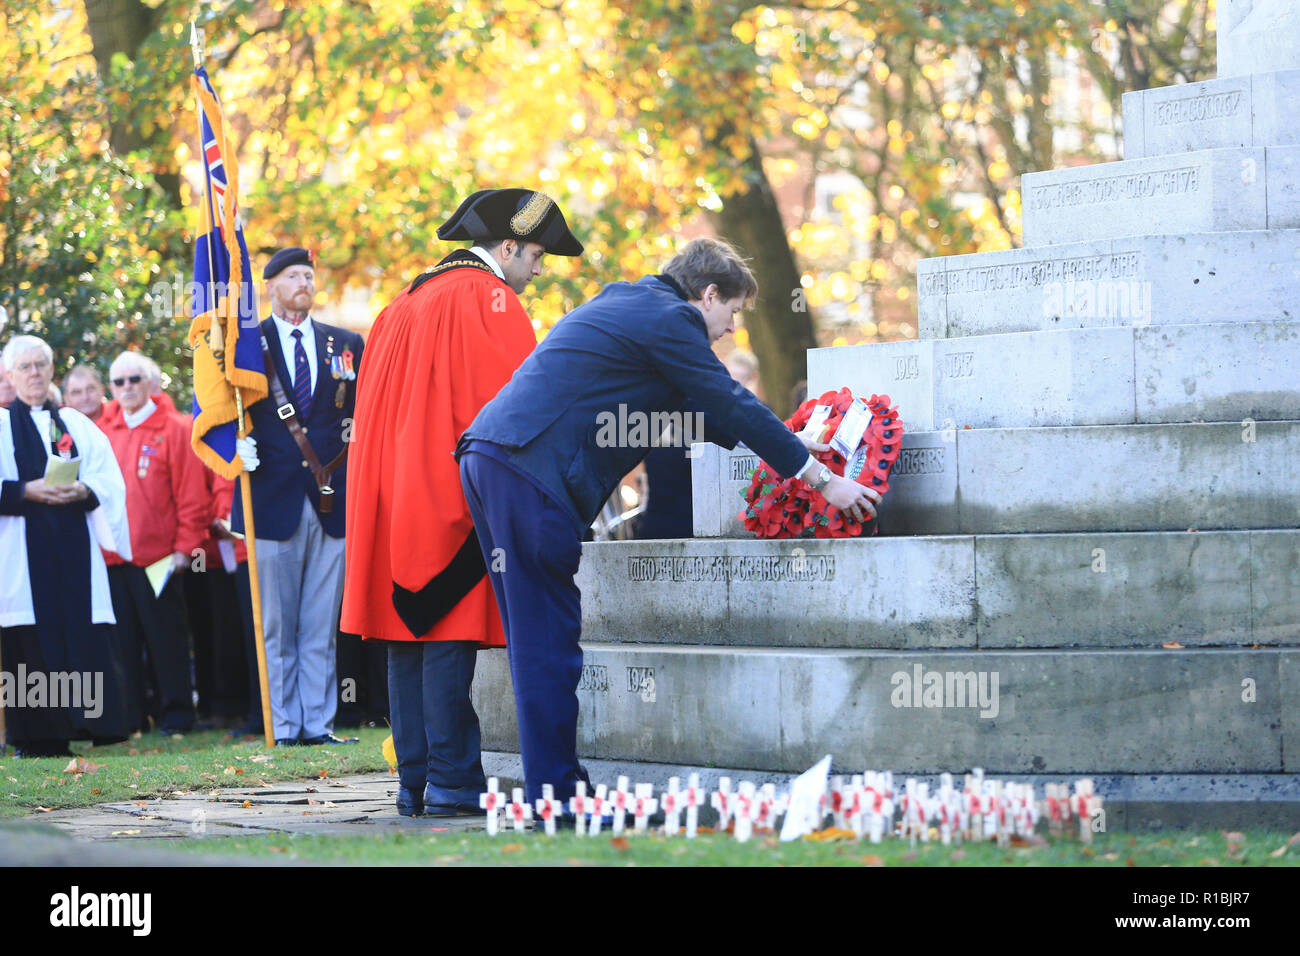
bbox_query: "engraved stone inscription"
[578,664,609,693]
[626,554,836,582]
[892,446,946,477]
[921,252,1142,296]
[943,351,974,379]
[894,355,921,381]
[627,666,655,693]
[1153,91,1245,126]
[729,455,760,481]
[1026,167,1199,211]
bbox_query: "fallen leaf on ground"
[501,843,526,853]
[63,757,102,775]
[241,800,252,809]
[200,773,218,781]
[132,800,148,806]
[7,776,16,783]
[861,854,885,867]
[269,846,288,853]
[1010,834,1048,848]
[1288,833,1300,846]
[1270,845,1288,858]
[33,806,53,813]
[697,826,715,835]
[316,769,329,779]
[257,779,273,789]
[1162,641,1184,649]
[110,830,141,836]
[902,851,918,861]
[950,850,967,861]
[250,754,272,764]
[175,765,189,771]
[803,827,857,842]
[1102,852,1119,861]
[609,837,629,851]
[90,789,101,795]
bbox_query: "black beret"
[263,247,315,280]
[436,188,583,257]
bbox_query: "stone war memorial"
[472,0,1300,830]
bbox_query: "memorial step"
[1122,70,1300,159]
[1019,146,1300,246]
[690,421,1300,537]
[481,750,1300,830]
[575,532,1299,651]
[915,231,1300,339]
[470,645,1297,775]
[806,320,1300,433]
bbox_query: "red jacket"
[97,396,209,568]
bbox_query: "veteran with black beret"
[231,245,365,747]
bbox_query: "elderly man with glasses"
[96,351,208,735]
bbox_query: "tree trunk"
[82,0,181,206]
[708,137,818,418]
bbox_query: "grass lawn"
[5,729,1299,866]
[0,726,392,819]
[164,825,1300,866]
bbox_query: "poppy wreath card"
[738,387,904,539]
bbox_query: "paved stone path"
[27,772,485,844]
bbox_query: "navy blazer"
[232,317,364,541]
[459,274,808,528]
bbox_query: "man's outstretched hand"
[821,474,881,523]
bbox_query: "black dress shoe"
[301,733,359,746]
[275,738,300,747]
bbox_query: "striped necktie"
[291,328,312,413]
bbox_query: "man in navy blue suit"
[458,237,881,803]
[233,247,363,746]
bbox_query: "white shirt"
[469,246,505,280]
[123,398,157,430]
[270,313,317,395]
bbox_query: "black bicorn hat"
[436,188,584,257]
[263,246,315,280]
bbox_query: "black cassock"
[1,399,128,750]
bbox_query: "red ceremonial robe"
[341,255,536,645]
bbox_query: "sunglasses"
[112,375,143,387]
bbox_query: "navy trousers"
[459,450,587,804]
[387,640,485,806]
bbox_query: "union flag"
[187,63,266,478]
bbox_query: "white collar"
[124,399,157,429]
[271,313,315,337]
[468,246,505,280]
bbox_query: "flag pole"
[191,22,274,750]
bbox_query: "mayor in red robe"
[341,188,583,816]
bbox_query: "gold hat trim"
[510,192,554,236]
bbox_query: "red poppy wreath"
[738,388,904,539]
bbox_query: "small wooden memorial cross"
[535,783,561,836]
[632,783,658,833]
[610,775,632,835]
[661,776,682,837]
[733,781,757,843]
[480,777,505,837]
[507,787,532,833]
[588,783,609,837]
[569,781,591,837]
[1074,779,1099,844]
[683,773,703,839]
[829,775,846,830]
[711,776,734,833]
